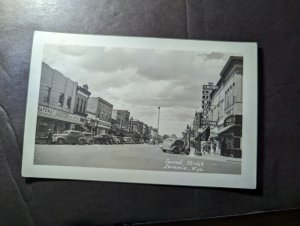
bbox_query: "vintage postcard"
[22,31,257,188]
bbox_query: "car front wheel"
[173,147,179,154]
[79,139,85,145]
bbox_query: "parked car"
[117,136,126,144]
[94,134,113,144]
[161,138,188,154]
[123,137,134,144]
[52,130,83,145]
[111,136,121,144]
[78,132,94,145]
[132,138,140,144]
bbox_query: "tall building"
[192,111,203,136]
[36,62,89,141]
[86,97,113,135]
[202,82,215,120]
[209,56,243,158]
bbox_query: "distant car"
[94,134,113,144]
[161,138,187,154]
[117,136,126,144]
[123,137,134,144]
[149,139,158,145]
[78,132,94,145]
[52,130,83,145]
[111,136,121,144]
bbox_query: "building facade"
[86,97,113,135]
[192,111,203,136]
[111,109,130,130]
[208,56,243,157]
[73,85,91,131]
[36,63,88,141]
[130,119,144,135]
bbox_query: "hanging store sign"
[201,120,217,126]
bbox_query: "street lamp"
[157,106,160,134]
[186,125,192,152]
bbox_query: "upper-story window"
[83,100,86,113]
[80,99,83,112]
[58,93,64,106]
[44,87,51,103]
[67,97,72,109]
[76,98,79,112]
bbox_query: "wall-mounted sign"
[38,106,56,116]
[201,120,217,126]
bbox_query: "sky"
[43,44,234,137]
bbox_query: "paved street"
[34,144,241,174]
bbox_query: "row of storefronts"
[193,56,243,158]
[36,63,155,143]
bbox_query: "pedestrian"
[47,129,53,144]
[201,141,206,155]
[220,138,226,156]
[213,141,217,154]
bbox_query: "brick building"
[111,109,130,130]
[36,63,88,142]
[208,56,243,157]
[86,97,113,135]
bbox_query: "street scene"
[34,44,243,175]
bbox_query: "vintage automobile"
[94,134,113,144]
[52,130,83,145]
[78,132,94,145]
[111,136,121,144]
[123,137,134,144]
[132,138,141,144]
[117,136,126,144]
[161,138,187,154]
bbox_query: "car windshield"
[165,138,175,143]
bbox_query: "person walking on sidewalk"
[201,140,206,156]
[220,138,226,156]
[47,129,53,144]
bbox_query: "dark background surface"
[0,0,300,225]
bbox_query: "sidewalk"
[189,147,241,163]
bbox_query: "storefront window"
[234,137,241,148]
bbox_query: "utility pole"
[157,106,160,135]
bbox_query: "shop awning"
[217,124,239,135]
[199,126,209,133]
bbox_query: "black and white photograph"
[22,32,258,188]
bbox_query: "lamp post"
[157,106,160,135]
[187,125,190,150]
